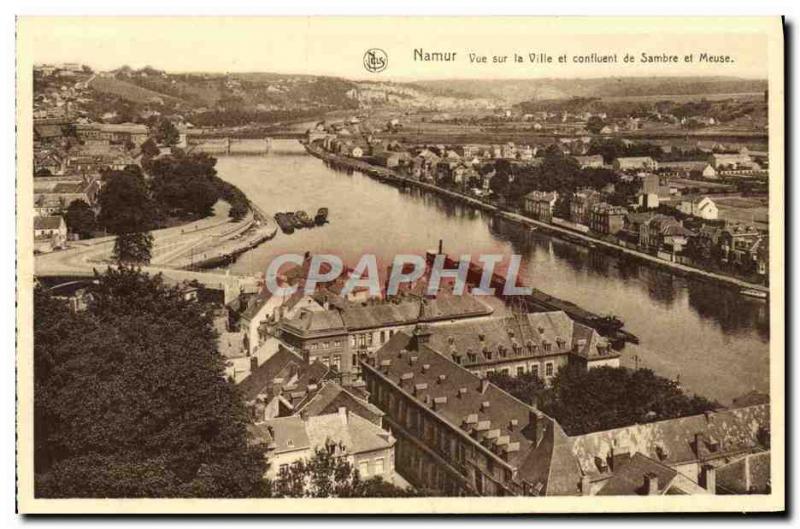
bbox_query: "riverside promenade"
[304,142,769,294]
[34,200,277,303]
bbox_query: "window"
[517,366,525,376]
[373,458,385,475]
[279,464,289,475]
[380,330,386,344]
[321,356,330,367]
[502,368,510,375]
[332,354,341,371]
[359,460,369,477]
[531,364,539,379]
[545,362,554,377]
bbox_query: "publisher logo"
[363,48,388,73]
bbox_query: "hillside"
[414,77,768,104]
[89,76,185,105]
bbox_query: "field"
[89,76,184,105]
[713,195,769,230]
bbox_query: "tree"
[266,447,417,498]
[34,268,267,497]
[153,120,180,147]
[64,199,96,239]
[146,152,220,219]
[140,138,161,158]
[586,115,606,135]
[112,231,154,265]
[98,166,154,234]
[545,365,720,435]
[486,371,548,407]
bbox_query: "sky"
[18,17,775,81]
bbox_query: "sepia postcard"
[16,16,784,514]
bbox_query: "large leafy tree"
[490,365,719,436]
[97,166,154,234]
[34,268,267,497]
[112,231,154,265]
[64,199,96,239]
[266,447,417,498]
[146,152,220,218]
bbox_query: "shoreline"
[303,142,768,294]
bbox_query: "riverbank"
[304,142,768,294]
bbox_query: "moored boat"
[740,288,768,300]
[295,210,314,228]
[315,207,329,225]
[274,212,295,234]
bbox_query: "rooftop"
[368,330,582,495]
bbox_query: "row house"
[523,191,559,223]
[278,293,494,383]
[658,161,718,180]
[250,407,397,483]
[589,203,628,236]
[573,155,604,169]
[708,153,755,170]
[569,189,603,226]
[420,311,619,382]
[720,224,766,272]
[364,333,771,497]
[362,329,583,496]
[613,156,658,172]
[75,122,149,146]
[639,215,694,260]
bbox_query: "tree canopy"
[489,365,719,436]
[64,199,96,239]
[97,165,154,234]
[112,231,154,265]
[266,447,418,498]
[145,151,221,219]
[34,268,267,497]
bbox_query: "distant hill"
[413,77,768,104]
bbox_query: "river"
[215,139,769,405]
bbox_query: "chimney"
[414,383,428,397]
[508,419,519,431]
[437,374,447,384]
[338,406,348,425]
[380,359,392,373]
[644,472,659,495]
[580,475,591,496]
[400,372,414,387]
[701,464,717,494]
[480,400,491,411]
[422,363,431,373]
[529,409,546,445]
[457,387,467,398]
[432,396,448,410]
[409,355,418,366]
[412,324,432,348]
[480,378,490,394]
